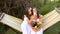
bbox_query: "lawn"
[44,21,60,34]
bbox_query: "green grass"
[4,27,22,34]
[44,21,60,34]
[0,23,22,34]
[5,29,17,34]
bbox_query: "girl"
[29,7,43,34]
[21,7,33,34]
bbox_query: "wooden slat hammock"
[0,8,60,32]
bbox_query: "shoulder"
[39,14,43,17]
[21,21,28,28]
[39,14,43,16]
[24,15,28,21]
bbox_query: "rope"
[0,12,5,22]
[55,8,60,14]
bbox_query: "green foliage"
[39,2,56,15]
[30,0,60,15]
[38,0,60,15]
[30,0,43,9]
[0,23,9,34]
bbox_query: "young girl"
[29,7,43,34]
[21,7,33,34]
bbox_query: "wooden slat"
[1,14,22,32]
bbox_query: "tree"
[0,0,31,19]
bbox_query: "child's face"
[28,8,32,15]
[33,8,37,15]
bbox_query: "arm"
[39,15,43,22]
[28,16,39,32]
[33,15,43,31]
[21,21,28,34]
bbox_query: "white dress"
[21,16,43,34]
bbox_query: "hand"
[30,15,34,20]
[32,26,41,32]
[39,15,43,22]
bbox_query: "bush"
[39,3,55,15]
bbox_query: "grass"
[5,28,17,34]
[44,21,60,34]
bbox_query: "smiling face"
[33,8,37,16]
[28,8,32,15]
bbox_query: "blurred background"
[0,0,60,34]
